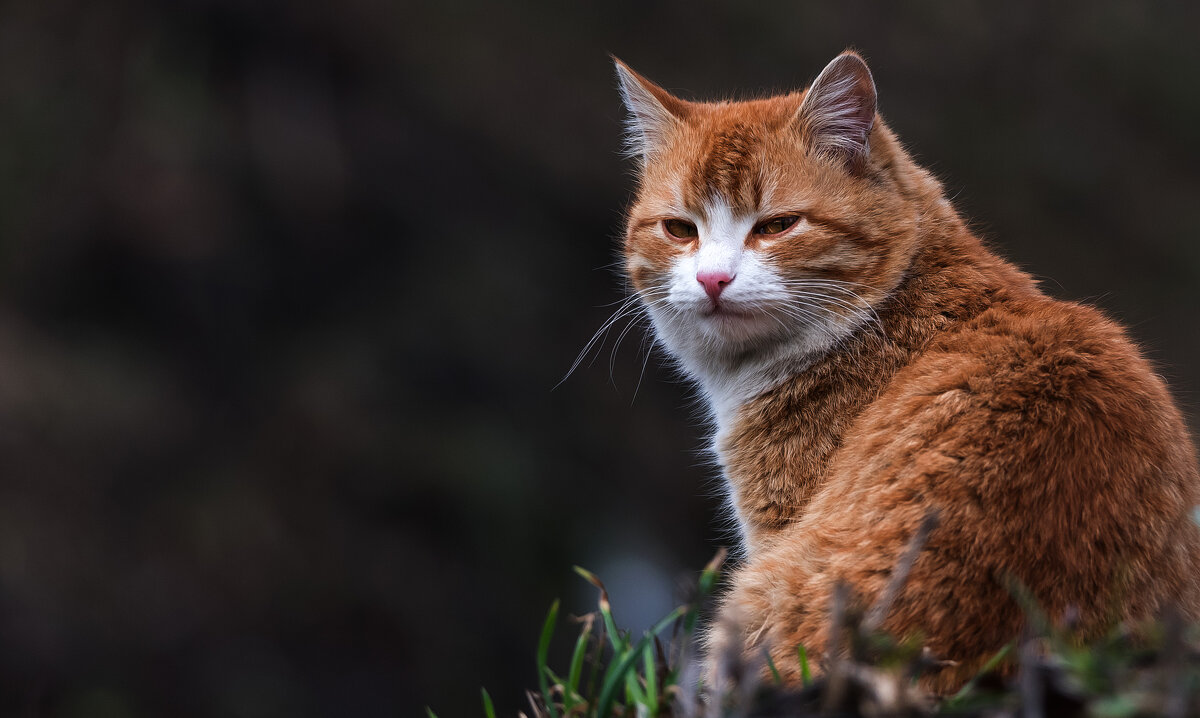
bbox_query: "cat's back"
[850,290,1199,490]
[817,290,1200,629]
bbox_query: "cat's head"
[616,52,935,373]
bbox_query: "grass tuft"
[437,548,1200,717]
[506,555,726,717]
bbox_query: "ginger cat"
[612,51,1200,693]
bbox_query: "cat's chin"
[697,305,777,343]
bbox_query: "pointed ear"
[613,58,689,162]
[796,51,878,172]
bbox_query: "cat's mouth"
[702,303,755,320]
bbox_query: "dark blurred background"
[1,1,1198,716]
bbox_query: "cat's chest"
[710,348,911,550]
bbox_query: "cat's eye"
[755,216,801,235]
[663,219,698,240]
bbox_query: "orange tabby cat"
[613,51,1200,693]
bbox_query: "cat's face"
[618,53,921,366]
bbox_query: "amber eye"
[663,219,698,240]
[755,216,800,235]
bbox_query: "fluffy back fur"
[613,51,1200,693]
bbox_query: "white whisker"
[557,287,672,389]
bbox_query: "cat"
[611,50,1200,694]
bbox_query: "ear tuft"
[613,58,686,163]
[797,52,878,172]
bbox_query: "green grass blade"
[537,600,561,718]
[625,669,646,708]
[544,666,568,686]
[685,550,727,635]
[697,549,726,596]
[584,616,606,704]
[425,709,438,718]
[565,618,591,711]
[596,636,651,718]
[648,605,687,638]
[602,606,624,652]
[575,566,624,650]
[797,644,812,686]
[613,606,685,712]
[622,642,647,708]
[764,650,783,685]
[642,640,659,714]
[480,688,496,718]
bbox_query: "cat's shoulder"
[828,293,1187,500]
[886,293,1169,428]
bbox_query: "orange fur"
[613,52,1200,694]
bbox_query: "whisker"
[609,304,649,381]
[773,303,844,344]
[777,280,885,327]
[557,287,671,389]
[789,290,878,327]
[558,297,645,387]
[779,279,897,322]
[631,320,657,403]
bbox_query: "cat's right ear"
[796,51,878,173]
[613,58,689,163]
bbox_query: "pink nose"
[697,271,734,302]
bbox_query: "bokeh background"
[2,1,1199,716]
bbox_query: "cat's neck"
[689,327,842,434]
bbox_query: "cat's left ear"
[796,51,878,173]
[613,58,690,163]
